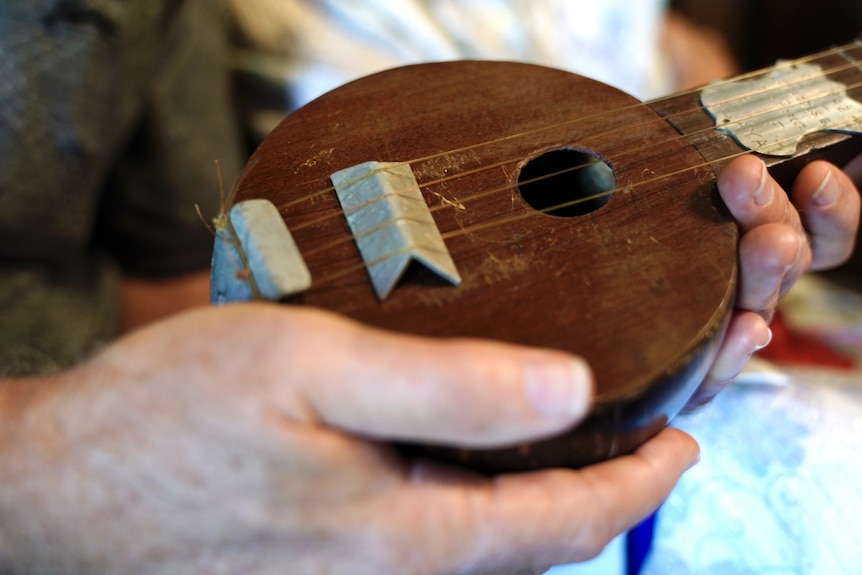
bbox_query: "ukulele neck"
[649,40,862,188]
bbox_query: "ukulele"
[213,42,862,474]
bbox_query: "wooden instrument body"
[232,61,738,473]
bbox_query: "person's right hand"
[0,304,698,575]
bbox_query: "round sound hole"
[517,149,616,217]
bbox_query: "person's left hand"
[691,154,861,406]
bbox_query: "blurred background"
[672,0,862,70]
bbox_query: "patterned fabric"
[646,369,862,574]
[641,276,862,575]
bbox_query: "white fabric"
[231,0,671,109]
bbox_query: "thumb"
[262,306,594,448]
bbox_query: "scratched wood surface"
[232,61,739,472]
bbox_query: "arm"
[119,270,211,332]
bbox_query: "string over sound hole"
[518,148,616,217]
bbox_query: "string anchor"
[210,199,312,303]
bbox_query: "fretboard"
[650,39,862,188]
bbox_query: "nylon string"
[229,40,862,287]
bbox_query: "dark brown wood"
[232,61,741,473]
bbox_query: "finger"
[844,152,862,187]
[789,160,860,270]
[424,428,699,572]
[258,306,594,448]
[735,222,809,316]
[717,155,803,235]
[559,428,699,554]
[686,310,771,411]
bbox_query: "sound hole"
[518,149,616,217]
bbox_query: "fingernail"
[686,450,701,471]
[523,358,593,420]
[812,168,837,207]
[752,160,773,206]
[753,327,773,353]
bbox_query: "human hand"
[691,154,861,406]
[0,304,698,575]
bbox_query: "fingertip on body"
[717,155,771,210]
[649,427,701,472]
[623,428,701,489]
[522,355,594,422]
